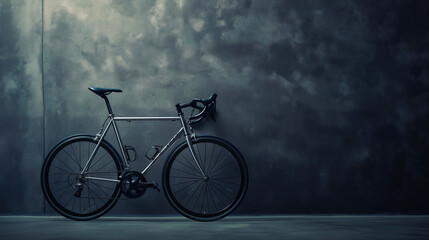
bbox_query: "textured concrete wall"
[0,0,43,214]
[1,0,429,214]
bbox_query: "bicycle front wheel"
[163,136,248,221]
[41,135,122,220]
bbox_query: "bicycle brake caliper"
[191,133,197,141]
[94,130,102,142]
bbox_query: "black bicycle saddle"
[89,87,122,97]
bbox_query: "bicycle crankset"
[120,171,160,198]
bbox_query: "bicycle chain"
[76,196,139,201]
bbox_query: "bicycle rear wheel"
[163,136,248,221]
[41,135,122,220]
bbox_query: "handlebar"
[176,93,217,125]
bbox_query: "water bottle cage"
[146,145,162,160]
[124,145,138,162]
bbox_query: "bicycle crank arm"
[138,181,161,192]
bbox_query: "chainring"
[120,171,147,198]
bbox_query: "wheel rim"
[44,138,121,218]
[166,138,246,218]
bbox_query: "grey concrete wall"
[1,0,429,214]
[0,0,43,214]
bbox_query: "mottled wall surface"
[1,0,429,214]
[0,1,43,214]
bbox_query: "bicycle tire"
[163,136,248,221]
[41,135,123,221]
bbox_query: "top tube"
[113,116,181,121]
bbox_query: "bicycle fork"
[178,113,207,178]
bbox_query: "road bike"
[41,87,248,221]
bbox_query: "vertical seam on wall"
[42,0,46,215]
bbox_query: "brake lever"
[191,99,204,110]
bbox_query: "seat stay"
[80,118,114,175]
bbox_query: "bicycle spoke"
[78,142,81,170]
[71,195,77,212]
[52,172,77,175]
[208,181,228,207]
[86,185,91,211]
[64,193,75,208]
[195,143,204,172]
[207,183,218,211]
[192,182,205,211]
[171,167,202,178]
[184,180,204,207]
[210,160,235,177]
[87,185,101,209]
[69,145,82,171]
[51,164,73,174]
[203,143,207,173]
[209,154,229,176]
[181,153,202,173]
[54,156,76,172]
[209,181,232,205]
[92,156,113,173]
[211,175,241,179]
[208,147,224,175]
[88,190,98,210]
[211,180,234,195]
[91,151,109,168]
[171,179,202,186]
[169,176,201,179]
[207,144,216,176]
[87,142,90,168]
[176,158,199,174]
[173,179,202,195]
[56,185,72,202]
[63,147,81,169]
[52,186,69,196]
[200,183,208,214]
[211,178,240,186]
[48,179,69,185]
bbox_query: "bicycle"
[41,87,248,221]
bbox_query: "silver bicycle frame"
[81,114,205,183]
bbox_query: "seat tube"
[178,113,205,177]
[111,115,129,168]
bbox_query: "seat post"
[102,96,113,114]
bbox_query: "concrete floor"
[0,215,428,240]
